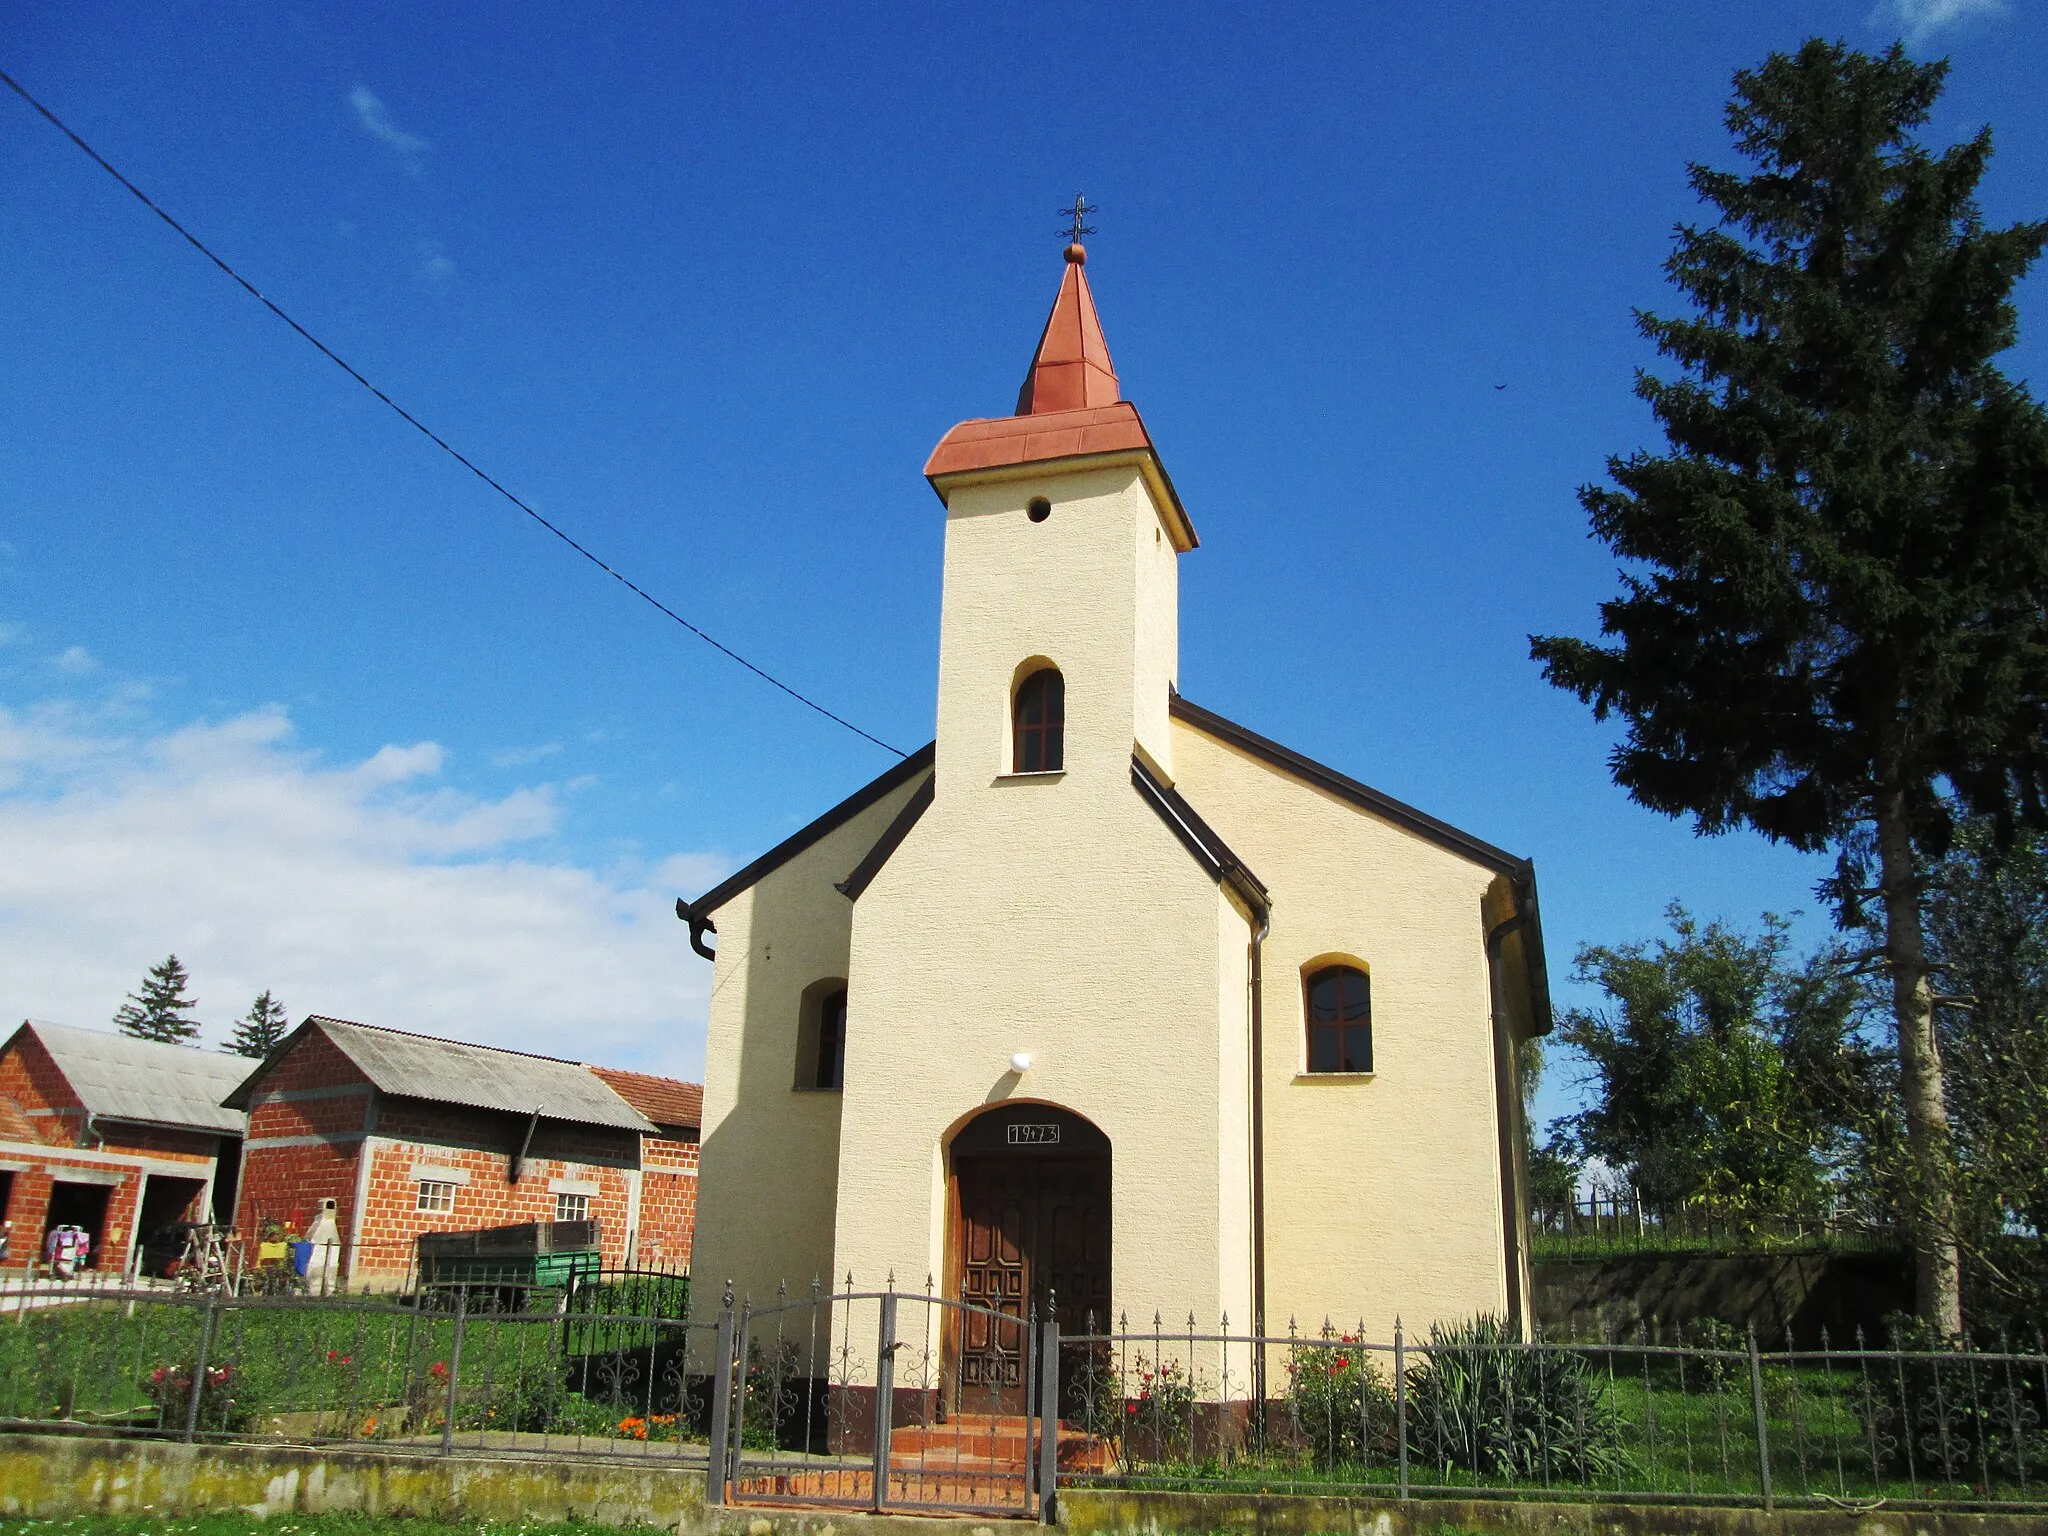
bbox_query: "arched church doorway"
[946,1101,1109,1415]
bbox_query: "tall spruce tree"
[112,954,201,1045]
[1530,41,2048,1333]
[225,990,290,1060]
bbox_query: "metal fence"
[0,1270,715,1465]
[1056,1310,2048,1511]
[1531,1194,1895,1256]
[3,1270,2044,1516]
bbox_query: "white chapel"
[681,239,1552,1366]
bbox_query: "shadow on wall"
[1533,1251,1914,1347]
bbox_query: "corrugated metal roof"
[289,1018,655,1133]
[7,1021,249,1135]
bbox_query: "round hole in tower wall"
[1026,496,1052,523]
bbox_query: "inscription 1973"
[1006,1123,1061,1145]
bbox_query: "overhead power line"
[0,67,908,759]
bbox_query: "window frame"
[1012,667,1065,774]
[1303,963,1374,1075]
[415,1179,457,1215]
[554,1191,590,1224]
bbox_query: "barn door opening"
[946,1102,1109,1418]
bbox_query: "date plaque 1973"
[1006,1123,1061,1145]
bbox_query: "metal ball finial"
[1064,243,1087,265]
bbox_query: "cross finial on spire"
[1061,193,1097,246]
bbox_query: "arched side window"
[1013,667,1065,773]
[816,987,847,1090]
[795,981,848,1091]
[1305,965,1372,1074]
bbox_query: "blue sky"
[2,0,2042,1113]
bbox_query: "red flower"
[428,1362,449,1380]
[1125,1403,1138,1416]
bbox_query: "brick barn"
[224,1017,701,1286]
[0,1021,249,1274]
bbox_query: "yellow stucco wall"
[690,772,929,1310]
[1169,716,1513,1340]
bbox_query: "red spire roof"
[924,240,1198,550]
[1014,244,1120,414]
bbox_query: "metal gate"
[704,1280,1060,1519]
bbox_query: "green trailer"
[415,1219,601,1291]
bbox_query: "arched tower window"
[1305,965,1372,1074]
[1013,667,1065,773]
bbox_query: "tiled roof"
[587,1067,702,1133]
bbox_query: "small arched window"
[816,988,847,1090]
[1013,668,1065,773]
[1306,965,1372,1074]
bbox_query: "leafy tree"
[1530,40,2048,1332]
[1921,824,2048,1324]
[1518,1036,1583,1212]
[225,990,291,1060]
[113,954,201,1045]
[1557,906,1860,1221]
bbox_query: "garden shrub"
[142,1362,254,1435]
[1405,1316,1631,1484]
[1849,1314,2048,1485]
[1287,1328,1398,1470]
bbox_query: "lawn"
[0,1297,706,1447]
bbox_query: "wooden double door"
[948,1106,1110,1416]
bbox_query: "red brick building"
[589,1067,701,1271]
[0,1021,249,1273]
[224,1017,700,1286]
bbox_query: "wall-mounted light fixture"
[1010,1051,1033,1073]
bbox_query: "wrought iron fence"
[4,1268,2044,1516]
[1057,1309,2048,1510]
[0,1270,714,1463]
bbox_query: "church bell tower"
[922,237,1198,790]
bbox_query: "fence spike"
[722,1279,735,1309]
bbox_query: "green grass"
[0,1298,702,1444]
[1070,1365,2048,1506]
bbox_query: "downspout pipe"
[1248,909,1270,1411]
[1485,901,1533,1339]
[675,898,717,961]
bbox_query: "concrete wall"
[1534,1251,1916,1347]
[4,1434,2044,1536]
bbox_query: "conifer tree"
[1531,41,2048,1333]
[112,954,201,1045]
[225,990,290,1060]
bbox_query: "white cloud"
[53,645,95,675]
[1878,0,2008,44]
[489,743,563,769]
[418,238,457,285]
[349,86,429,167]
[0,702,721,1079]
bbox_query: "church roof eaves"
[1131,754,1270,923]
[689,742,935,918]
[836,772,934,902]
[923,405,1198,553]
[1167,692,1529,879]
